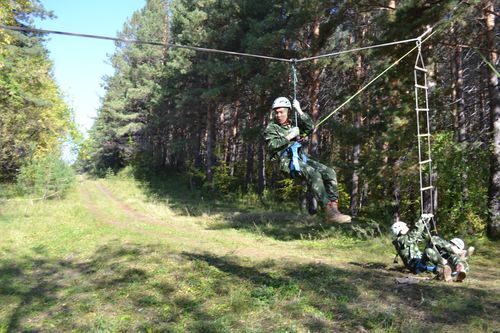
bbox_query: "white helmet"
[391,221,409,236]
[450,238,465,251]
[272,97,291,109]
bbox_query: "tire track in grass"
[85,180,500,292]
[80,180,350,267]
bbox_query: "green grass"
[0,174,499,332]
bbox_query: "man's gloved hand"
[286,126,300,141]
[292,99,303,115]
[295,135,307,143]
[420,214,433,226]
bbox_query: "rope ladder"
[414,39,437,232]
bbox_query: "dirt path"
[78,179,500,295]
[79,180,349,267]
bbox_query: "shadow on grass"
[211,212,383,241]
[2,243,497,332]
[0,242,215,332]
[181,251,498,332]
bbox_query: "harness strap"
[281,141,307,177]
[414,259,436,274]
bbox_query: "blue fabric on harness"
[281,141,307,178]
[414,259,436,274]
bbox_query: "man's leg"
[299,159,350,223]
[296,161,331,207]
[430,236,470,280]
[423,248,452,282]
[423,247,443,266]
[306,159,338,201]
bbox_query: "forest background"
[1,0,499,239]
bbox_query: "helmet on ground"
[450,238,465,251]
[391,221,409,236]
[272,97,291,109]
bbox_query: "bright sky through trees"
[34,0,145,137]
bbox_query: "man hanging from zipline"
[263,97,351,224]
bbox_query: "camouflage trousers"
[424,236,469,272]
[280,157,338,207]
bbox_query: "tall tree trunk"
[455,46,467,143]
[228,102,240,176]
[484,1,500,239]
[244,111,254,193]
[350,51,364,216]
[308,18,321,157]
[244,144,254,193]
[350,136,361,216]
[193,123,203,169]
[452,42,470,216]
[257,114,267,195]
[206,103,216,187]
[387,0,396,22]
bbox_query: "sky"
[34,0,146,137]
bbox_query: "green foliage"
[0,0,77,181]
[105,167,115,179]
[211,162,238,196]
[433,131,489,235]
[275,178,304,203]
[16,154,75,199]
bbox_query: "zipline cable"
[0,25,291,63]
[0,24,443,64]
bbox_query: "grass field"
[0,174,498,332]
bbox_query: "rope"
[291,60,299,126]
[421,215,446,265]
[296,37,420,63]
[314,0,466,129]
[0,25,291,63]
[474,47,500,77]
[315,43,423,129]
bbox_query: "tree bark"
[257,116,266,195]
[244,144,254,193]
[387,0,396,22]
[308,18,321,157]
[350,137,361,216]
[455,46,467,143]
[206,103,216,187]
[228,102,240,176]
[484,1,500,239]
[350,51,364,216]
